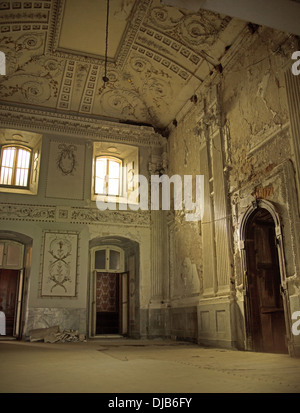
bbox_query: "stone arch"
[239,200,293,354]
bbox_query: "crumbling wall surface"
[167,105,203,342]
[222,27,295,192]
[223,28,300,275]
[222,27,300,353]
[167,26,300,350]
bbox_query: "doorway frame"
[0,240,25,338]
[90,245,128,337]
[239,199,294,355]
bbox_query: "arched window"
[0,145,31,188]
[94,156,122,196]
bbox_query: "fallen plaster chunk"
[29,326,60,342]
[29,326,86,343]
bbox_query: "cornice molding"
[0,104,164,147]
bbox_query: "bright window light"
[95,156,122,196]
[0,146,31,187]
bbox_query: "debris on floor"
[28,326,86,343]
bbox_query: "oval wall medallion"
[57,144,77,175]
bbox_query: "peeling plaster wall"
[222,28,292,192]
[0,19,300,354]
[223,27,300,354]
[167,26,300,353]
[167,100,203,342]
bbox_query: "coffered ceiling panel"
[0,0,247,129]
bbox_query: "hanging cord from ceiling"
[103,0,110,85]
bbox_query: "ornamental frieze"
[0,203,151,227]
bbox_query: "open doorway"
[90,245,129,337]
[0,239,26,338]
[0,269,22,336]
[95,272,128,335]
[244,207,288,353]
[89,237,139,339]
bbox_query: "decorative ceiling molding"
[0,0,251,128]
[46,0,151,67]
[0,0,51,33]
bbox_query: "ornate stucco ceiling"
[0,0,247,130]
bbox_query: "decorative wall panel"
[41,232,78,297]
[45,140,85,199]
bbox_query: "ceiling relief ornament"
[40,56,64,78]
[149,6,177,30]
[146,2,230,52]
[0,75,53,104]
[0,0,50,33]
[0,32,45,73]
[79,64,99,113]
[0,32,61,105]
[16,33,45,51]
[179,14,219,48]
[0,0,243,128]
[22,79,52,104]
[129,54,153,74]
[99,87,148,121]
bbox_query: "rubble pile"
[28,326,86,343]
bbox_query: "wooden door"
[0,269,20,336]
[246,209,287,353]
[120,272,128,335]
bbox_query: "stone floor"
[0,338,300,394]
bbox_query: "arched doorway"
[242,203,289,353]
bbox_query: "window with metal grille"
[95,156,122,196]
[0,145,31,188]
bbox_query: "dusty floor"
[0,338,300,393]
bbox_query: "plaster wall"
[0,118,162,339]
[167,25,300,352]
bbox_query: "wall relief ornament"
[0,203,55,221]
[41,232,78,297]
[0,202,151,227]
[172,256,202,297]
[46,140,84,199]
[70,208,151,227]
[56,144,77,175]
